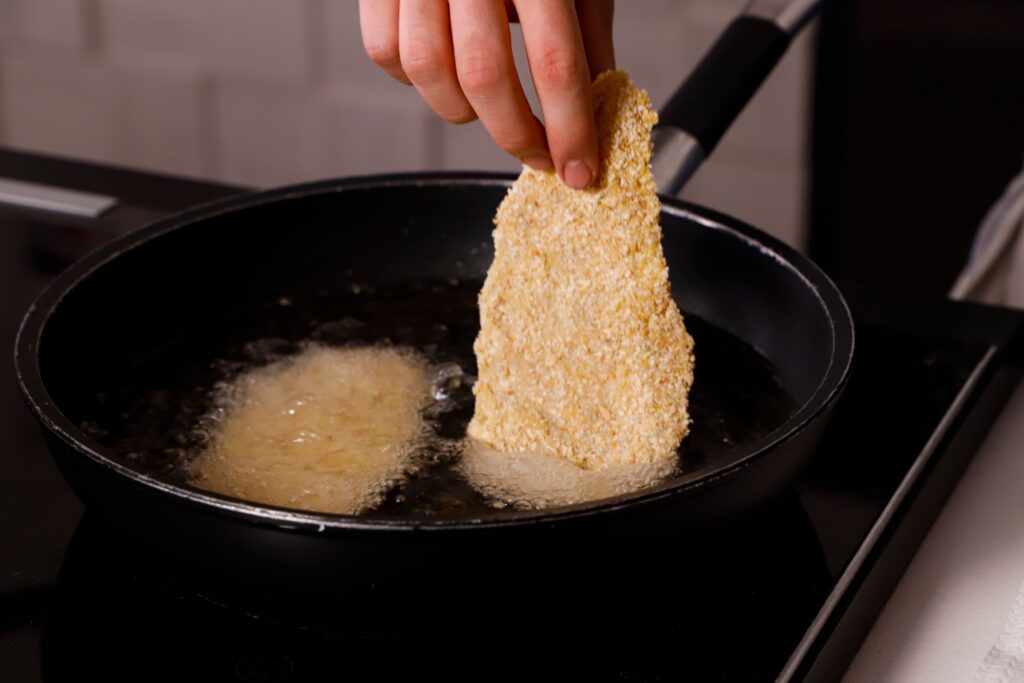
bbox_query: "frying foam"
[191,345,433,514]
[459,438,678,509]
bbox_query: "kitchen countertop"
[843,380,1024,681]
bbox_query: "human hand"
[359,0,615,189]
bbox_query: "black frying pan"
[14,1,848,574]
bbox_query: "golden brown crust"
[468,70,695,470]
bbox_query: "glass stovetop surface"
[1,308,989,681]
[0,149,1004,683]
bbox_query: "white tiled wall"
[98,0,208,70]
[0,0,814,248]
[0,0,90,54]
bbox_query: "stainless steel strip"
[650,126,706,197]
[743,0,823,35]
[0,177,118,218]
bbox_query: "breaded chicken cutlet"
[468,70,695,470]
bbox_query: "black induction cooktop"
[1,149,1021,682]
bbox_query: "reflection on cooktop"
[47,499,828,682]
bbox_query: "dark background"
[808,0,1024,298]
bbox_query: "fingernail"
[522,155,554,171]
[563,160,594,189]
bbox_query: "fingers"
[359,0,410,84]
[360,0,611,186]
[514,0,598,189]
[399,0,475,123]
[449,0,552,170]
[575,0,615,79]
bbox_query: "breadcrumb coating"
[467,70,695,470]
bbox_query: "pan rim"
[14,171,854,533]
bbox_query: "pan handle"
[651,0,824,196]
